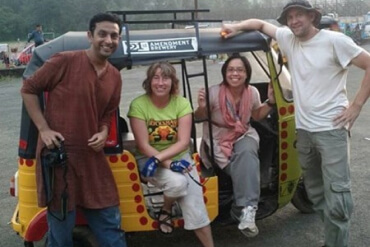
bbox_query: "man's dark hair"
[89,13,122,35]
[36,24,41,28]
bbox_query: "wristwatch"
[265,99,276,107]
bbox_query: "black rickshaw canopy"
[24,28,271,78]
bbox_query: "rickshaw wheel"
[43,226,98,247]
[24,241,34,247]
[291,177,315,214]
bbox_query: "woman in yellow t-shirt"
[128,62,214,247]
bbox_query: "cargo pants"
[296,129,353,247]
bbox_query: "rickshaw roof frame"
[108,9,218,25]
[23,9,272,78]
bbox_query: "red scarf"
[218,84,251,158]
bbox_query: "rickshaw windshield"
[271,49,293,102]
[244,50,293,102]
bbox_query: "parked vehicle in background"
[14,43,34,66]
[362,21,370,40]
[362,11,370,39]
[319,15,340,31]
[319,16,362,45]
[0,43,8,53]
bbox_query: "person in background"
[28,24,45,47]
[21,13,127,247]
[1,51,10,68]
[128,62,214,247]
[344,23,352,37]
[195,54,275,238]
[221,0,370,246]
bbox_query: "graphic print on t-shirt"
[148,118,178,144]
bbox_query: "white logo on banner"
[123,37,198,54]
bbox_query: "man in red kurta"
[21,13,127,247]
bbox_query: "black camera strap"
[40,146,69,221]
[187,171,204,187]
[41,153,53,203]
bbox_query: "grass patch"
[0,75,19,82]
[0,75,12,81]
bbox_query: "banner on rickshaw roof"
[123,37,198,54]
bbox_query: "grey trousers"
[224,136,260,208]
[296,129,353,247]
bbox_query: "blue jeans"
[47,206,127,247]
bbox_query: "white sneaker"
[238,205,259,237]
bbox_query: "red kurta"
[21,50,122,210]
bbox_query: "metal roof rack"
[108,9,222,28]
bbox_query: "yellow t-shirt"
[128,94,192,160]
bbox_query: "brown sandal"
[157,209,174,235]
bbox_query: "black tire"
[291,177,315,214]
[24,241,34,247]
[43,226,98,247]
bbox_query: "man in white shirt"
[221,1,370,246]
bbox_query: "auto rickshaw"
[9,9,312,247]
